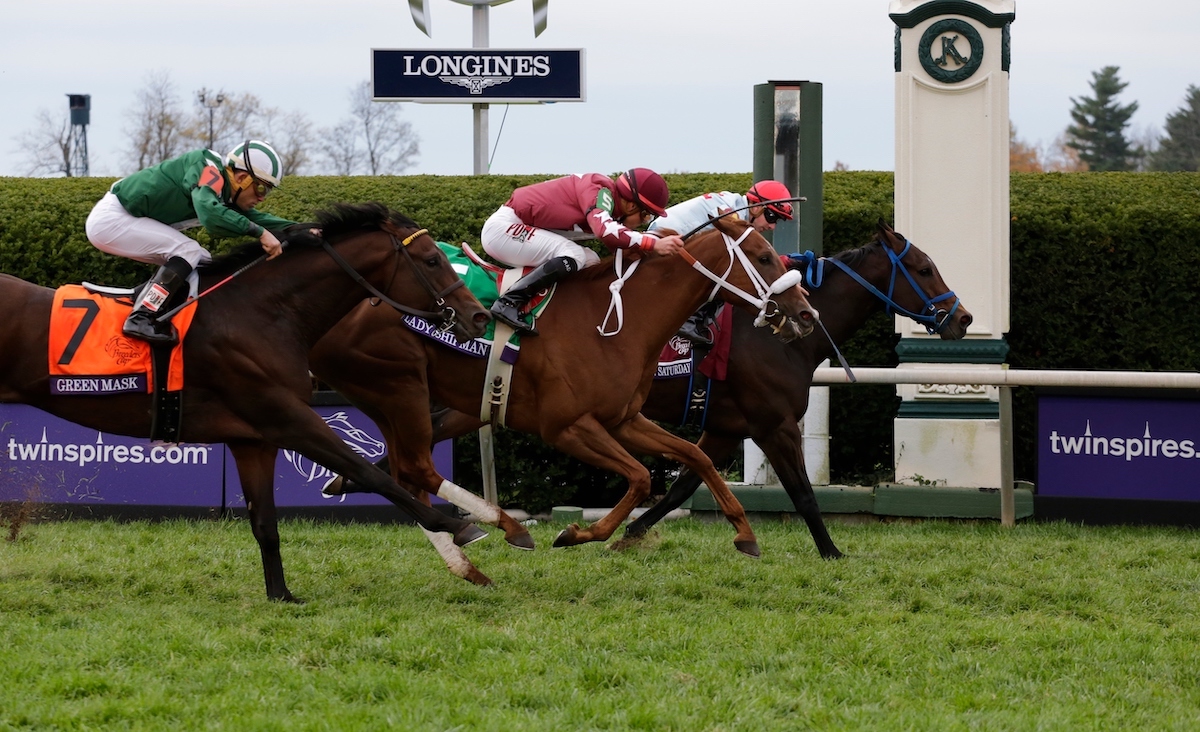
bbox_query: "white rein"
[597,227,804,336]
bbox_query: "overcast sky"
[2,0,1197,178]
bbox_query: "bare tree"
[319,119,361,175]
[123,71,186,172]
[316,81,419,175]
[351,81,419,175]
[13,109,72,177]
[258,108,316,176]
[1043,132,1087,172]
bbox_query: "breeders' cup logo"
[402,53,551,95]
[283,411,386,484]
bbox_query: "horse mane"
[830,241,877,268]
[314,201,418,240]
[198,202,417,278]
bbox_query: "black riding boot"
[123,257,192,344]
[677,300,721,345]
[490,256,576,335]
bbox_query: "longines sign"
[372,48,586,103]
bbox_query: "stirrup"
[123,311,178,345]
[676,319,714,346]
[490,300,537,335]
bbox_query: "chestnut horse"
[0,203,491,602]
[311,216,818,585]
[616,220,973,557]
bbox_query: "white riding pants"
[481,206,600,270]
[86,191,213,268]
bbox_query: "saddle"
[48,280,198,442]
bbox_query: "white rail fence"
[810,367,1200,526]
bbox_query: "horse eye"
[759,254,773,266]
[919,268,933,277]
[425,256,441,268]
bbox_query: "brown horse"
[0,202,491,602]
[616,220,973,556]
[311,216,818,584]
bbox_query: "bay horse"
[310,215,818,585]
[0,202,491,602]
[615,220,973,557]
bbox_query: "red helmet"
[615,168,670,217]
[747,180,794,221]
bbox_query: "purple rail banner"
[1,404,452,509]
[0,403,222,506]
[1038,395,1200,501]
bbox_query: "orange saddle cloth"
[47,285,196,395]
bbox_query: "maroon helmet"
[747,180,795,221]
[615,168,669,217]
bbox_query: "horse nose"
[798,308,816,323]
[960,311,973,328]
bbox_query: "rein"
[788,241,959,335]
[677,226,804,329]
[320,227,465,331]
[595,225,804,337]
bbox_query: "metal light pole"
[197,89,225,151]
[407,0,548,174]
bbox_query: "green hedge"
[3,172,1198,511]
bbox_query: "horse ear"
[875,219,902,250]
[282,223,323,247]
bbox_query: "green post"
[753,80,823,255]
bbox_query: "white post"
[472,4,490,174]
[801,360,831,485]
[890,0,1015,489]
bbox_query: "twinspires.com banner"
[1038,395,1200,501]
[1,404,451,509]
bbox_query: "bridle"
[789,240,960,335]
[597,221,805,336]
[320,227,465,332]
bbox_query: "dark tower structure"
[67,94,90,177]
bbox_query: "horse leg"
[399,487,494,586]
[611,415,759,557]
[613,432,741,550]
[326,405,534,551]
[751,422,843,559]
[539,415,657,548]
[228,441,297,602]
[258,400,487,548]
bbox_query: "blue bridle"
[787,240,960,335]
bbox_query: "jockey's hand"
[650,234,685,256]
[260,230,284,260]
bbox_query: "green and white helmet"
[226,140,283,187]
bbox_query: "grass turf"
[2,517,1199,730]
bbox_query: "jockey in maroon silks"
[481,168,685,334]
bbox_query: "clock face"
[918,18,984,83]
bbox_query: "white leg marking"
[436,479,504,525]
[421,527,475,580]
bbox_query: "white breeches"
[86,192,212,268]
[480,206,600,270]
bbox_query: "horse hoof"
[321,475,345,496]
[464,568,495,586]
[734,539,761,558]
[270,591,304,604]
[552,524,580,548]
[822,549,846,560]
[453,524,489,547]
[505,531,536,551]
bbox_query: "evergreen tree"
[1149,85,1200,171]
[1066,66,1140,171]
